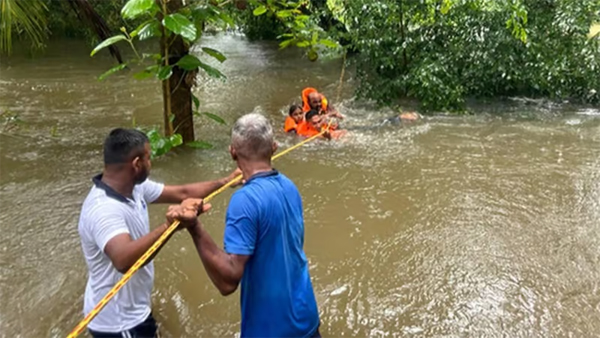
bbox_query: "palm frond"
[0,0,48,54]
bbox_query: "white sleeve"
[88,207,130,251]
[140,178,165,203]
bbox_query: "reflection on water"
[2,34,600,337]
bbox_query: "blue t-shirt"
[224,170,319,338]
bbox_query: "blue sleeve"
[224,191,257,256]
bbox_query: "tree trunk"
[67,0,124,64]
[159,0,195,142]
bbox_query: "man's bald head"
[307,92,322,112]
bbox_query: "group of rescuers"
[77,87,419,338]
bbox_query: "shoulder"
[275,172,298,187]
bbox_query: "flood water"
[2,34,600,337]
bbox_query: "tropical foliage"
[242,0,600,112]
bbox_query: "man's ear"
[229,145,238,161]
[132,156,141,172]
[272,142,278,154]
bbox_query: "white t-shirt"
[78,175,164,332]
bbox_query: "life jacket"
[296,120,322,138]
[301,87,328,113]
[284,116,298,133]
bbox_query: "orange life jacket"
[296,120,322,138]
[301,87,328,113]
[284,116,298,133]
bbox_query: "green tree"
[343,0,600,111]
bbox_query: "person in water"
[284,104,304,133]
[168,113,321,338]
[302,88,344,126]
[77,128,240,338]
[297,109,347,140]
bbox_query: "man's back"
[224,170,319,338]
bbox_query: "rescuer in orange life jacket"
[301,87,344,130]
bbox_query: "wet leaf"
[296,40,310,48]
[253,6,267,16]
[202,47,226,63]
[169,133,183,147]
[136,21,161,40]
[98,63,127,81]
[176,54,202,70]
[90,35,127,56]
[157,65,173,80]
[279,39,295,49]
[134,65,159,80]
[192,93,200,110]
[163,14,197,42]
[202,112,226,124]
[121,0,156,19]
[198,62,225,79]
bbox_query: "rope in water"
[66,122,333,338]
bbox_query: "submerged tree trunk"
[159,0,195,142]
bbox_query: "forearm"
[116,223,171,273]
[182,178,230,199]
[187,223,239,295]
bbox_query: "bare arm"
[104,223,173,273]
[187,222,250,295]
[154,169,241,204]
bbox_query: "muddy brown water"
[2,34,600,337]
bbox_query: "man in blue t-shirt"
[167,113,320,338]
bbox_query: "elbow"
[218,282,239,296]
[113,260,132,274]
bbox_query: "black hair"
[288,104,302,116]
[304,109,319,121]
[103,128,149,165]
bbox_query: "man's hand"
[227,168,245,188]
[166,198,211,230]
[331,111,345,120]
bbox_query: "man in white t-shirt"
[78,128,240,338]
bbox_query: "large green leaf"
[90,35,127,56]
[279,38,296,49]
[176,54,225,78]
[169,133,183,147]
[198,62,226,79]
[202,47,226,63]
[136,21,161,40]
[121,0,156,20]
[202,112,226,124]
[253,6,267,16]
[192,93,200,110]
[163,13,197,42]
[176,54,202,70]
[98,63,127,81]
[134,65,159,80]
[186,140,213,149]
[296,40,310,48]
[157,65,173,80]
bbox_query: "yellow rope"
[66,123,332,338]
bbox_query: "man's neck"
[101,170,135,198]
[237,160,273,181]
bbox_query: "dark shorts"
[88,313,158,338]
